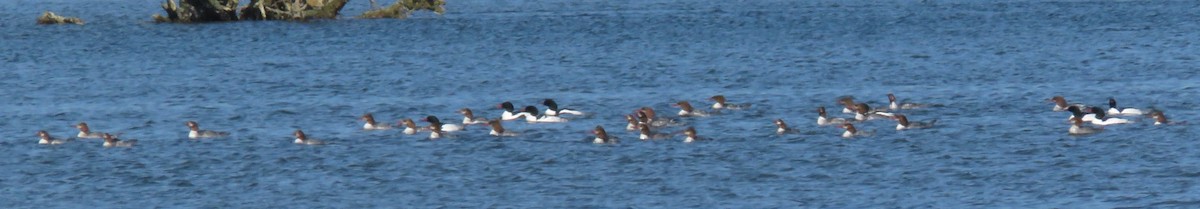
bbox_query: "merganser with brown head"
[38,130,65,145]
[360,113,392,130]
[186,121,230,139]
[75,122,107,139]
[710,95,751,110]
[103,133,136,147]
[293,130,324,145]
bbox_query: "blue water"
[2,0,1199,207]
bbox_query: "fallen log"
[37,11,85,25]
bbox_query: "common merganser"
[838,96,857,114]
[429,124,444,139]
[674,101,709,117]
[625,114,639,131]
[293,130,324,145]
[75,122,107,139]
[682,126,700,143]
[774,119,796,134]
[498,102,533,121]
[636,108,677,127]
[1150,111,1183,125]
[458,108,488,125]
[1065,106,1098,122]
[424,116,464,132]
[840,123,871,138]
[1106,98,1144,116]
[542,99,584,116]
[1068,118,1101,136]
[638,124,671,140]
[887,93,930,110]
[521,106,568,123]
[399,118,426,135]
[487,119,517,136]
[1049,96,1086,112]
[360,113,392,130]
[1089,107,1131,126]
[894,114,936,130]
[592,125,615,144]
[102,133,136,147]
[37,130,65,145]
[854,103,892,121]
[186,121,229,139]
[817,106,848,126]
[710,95,751,110]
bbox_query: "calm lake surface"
[1,0,1198,208]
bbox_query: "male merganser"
[75,122,107,139]
[498,102,532,121]
[521,106,568,123]
[893,114,936,130]
[625,114,640,131]
[424,116,464,132]
[542,99,584,116]
[186,121,230,139]
[887,93,930,110]
[673,101,709,117]
[817,106,848,126]
[838,96,857,114]
[1065,106,1098,122]
[487,119,517,136]
[681,126,698,143]
[638,124,671,140]
[854,103,893,121]
[293,130,324,145]
[840,123,872,138]
[1106,98,1144,116]
[1089,107,1131,126]
[399,118,426,135]
[37,130,66,145]
[102,133,136,147]
[1049,96,1086,112]
[774,119,796,134]
[360,113,392,130]
[709,95,751,110]
[458,108,488,125]
[1150,111,1184,125]
[1068,118,1101,136]
[592,125,615,144]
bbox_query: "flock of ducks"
[34,95,1184,147]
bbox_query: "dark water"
[2,0,1199,207]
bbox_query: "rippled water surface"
[2,0,1200,208]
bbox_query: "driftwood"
[37,11,84,25]
[152,0,240,23]
[360,0,445,19]
[240,0,350,21]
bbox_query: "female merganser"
[817,106,848,126]
[838,96,857,114]
[360,113,392,130]
[774,119,797,134]
[840,123,872,138]
[1049,96,1086,112]
[424,116,464,132]
[1065,106,1098,122]
[458,108,488,125]
[1150,111,1184,125]
[75,122,107,139]
[521,106,568,123]
[592,125,615,144]
[1068,118,1101,136]
[498,102,535,121]
[887,93,930,110]
[1089,107,1131,126]
[854,103,893,121]
[673,101,709,117]
[38,130,66,145]
[487,119,517,136]
[1106,98,1144,116]
[635,108,678,127]
[625,114,640,131]
[542,99,584,116]
[399,118,426,135]
[186,121,230,139]
[710,95,751,110]
[429,124,444,139]
[893,114,936,130]
[293,130,324,145]
[682,126,701,143]
[102,133,136,147]
[638,124,671,140]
